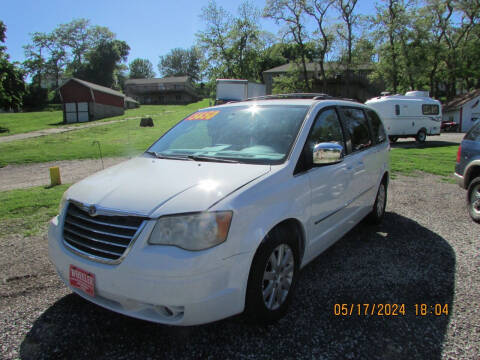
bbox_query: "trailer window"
[422,104,439,115]
[395,105,400,116]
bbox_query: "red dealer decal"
[185,111,220,120]
[69,265,95,297]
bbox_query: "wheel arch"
[465,162,480,188]
[260,218,306,264]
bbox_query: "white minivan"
[49,95,390,325]
[365,91,442,143]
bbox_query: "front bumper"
[454,172,466,189]
[48,216,251,326]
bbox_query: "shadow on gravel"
[390,140,459,149]
[20,213,455,360]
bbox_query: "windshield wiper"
[187,155,239,163]
[145,151,192,161]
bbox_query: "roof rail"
[245,93,360,102]
[245,93,333,101]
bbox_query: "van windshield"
[146,105,309,164]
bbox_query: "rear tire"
[467,177,480,223]
[367,179,387,224]
[416,129,427,143]
[244,225,300,324]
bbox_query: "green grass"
[0,100,209,166]
[0,100,211,137]
[390,145,458,181]
[0,184,69,236]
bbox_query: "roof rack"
[245,93,333,101]
[245,93,359,102]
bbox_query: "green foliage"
[0,21,26,111]
[22,19,125,91]
[158,47,202,81]
[272,67,313,94]
[0,184,70,236]
[74,40,130,89]
[129,58,155,79]
[196,0,266,82]
[22,84,49,110]
[0,100,209,166]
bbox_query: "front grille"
[62,203,146,262]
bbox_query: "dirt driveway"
[0,173,478,359]
[0,157,128,191]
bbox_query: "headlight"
[59,192,68,214]
[148,211,233,251]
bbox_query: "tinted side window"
[308,108,345,148]
[465,121,480,141]
[340,108,372,152]
[366,109,387,144]
[395,104,400,116]
[422,104,440,115]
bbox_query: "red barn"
[59,78,125,123]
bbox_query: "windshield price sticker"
[186,111,220,120]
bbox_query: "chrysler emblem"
[88,205,97,216]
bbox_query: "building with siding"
[443,89,480,133]
[124,76,200,105]
[59,78,125,123]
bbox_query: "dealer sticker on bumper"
[69,265,95,297]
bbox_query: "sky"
[2,0,377,76]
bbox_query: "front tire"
[367,179,387,224]
[416,129,427,143]
[467,177,480,223]
[244,225,300,324]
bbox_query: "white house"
[443,89,480,132]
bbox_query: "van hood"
[65,156,270,217]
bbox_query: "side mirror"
[312,142,344,165]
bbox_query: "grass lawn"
[0,100,211,137]
[0,100,209,166]
[390,145,458,181]
[0,184,69,236]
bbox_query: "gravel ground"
[0,173,479,360]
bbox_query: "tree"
[196,0,234,79]
[74,39,130,88]
[0,21,26,111]
[371,0,406,93]
[196,0,266,83]
[54,19,115,75]
[264,0,311,90]
[158,47,202,81]
[129,58,155,79]
[305,0,335,91]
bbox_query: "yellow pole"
[49,166,61,186]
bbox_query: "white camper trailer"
[365,91,442,143]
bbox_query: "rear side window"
[340,108,372,152]
[422,104,439,115]
[395,104,400,116]
[465,121,480,141]
[366,109,387,144]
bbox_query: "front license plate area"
[69,265,95,297]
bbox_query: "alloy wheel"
[262,244,294,310]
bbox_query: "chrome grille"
[62,203,146,263]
